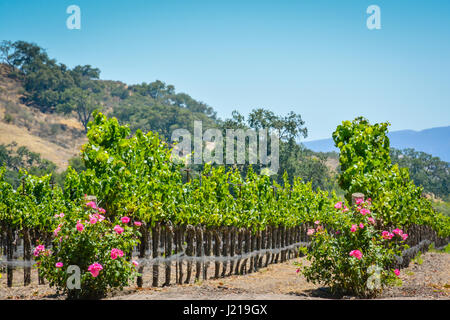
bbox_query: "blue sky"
[1,0,449,141]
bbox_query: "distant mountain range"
[303,126,450,162]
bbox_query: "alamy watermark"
[66,5,81,30]
[171,121,280,175]
[367,5,381,30]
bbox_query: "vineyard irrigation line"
[0,241,310,268]
[1,240,448,270]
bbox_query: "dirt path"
[1,251,449,300]
[109,251,450,300]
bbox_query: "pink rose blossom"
[132,260,139,267]
[89,217,98,225]
[342,206,349,213]
[134,221,142,227]
[334,202,342,209]
[360,208,370,216]
[114,225,124,235]
[349,250,363,260]
[394,269,400,277]
[110,248,124,260]
[355,198,364,205]
[382,231,394,240]
[314,220,320,225]
[33,245,45,257]
[88,263,103,278]
[350,224,358,232]
[402,233,408,241]
[392,228,403,236]
[53,226,61,236]
[367,217,375,225]
[121,216,130,224]
[76,222,84,232]
[359,223,364,229]
[86,201,97,210]
[98,208,106,214]
[56,262,63,268]
[307,229,315,236]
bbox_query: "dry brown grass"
[0,64,86,171]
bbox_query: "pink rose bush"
[302,198,406,297]
[34,201,141,299]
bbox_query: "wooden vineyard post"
[6,227,14,287]
[287,227,292,259]
[0,230,4,278]
[234,228,243,275]
[294,226,300,257]
[240,229,251,274]
[248,231,256,273]
[23,228,31,286]
[184,168,192,183]
[289,227,297,259]
[152,222,160,287]
[228,226,236,276]
[280,226,286,262]
[213,228,222,279]
[285,227,291,260]
[269,226,276,264]
[176,226,185,284]
[273,226,280,264]
[265,226,272,267]
[164,223,173,287]
[195,225,203,281]
[203,227,212,280]
[254,230,261,271]
[351,192,365,206]
[221,227,229,278]
[136,224,148,288]
[258,228,266,268]
[184,225,195,283]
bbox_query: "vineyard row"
[1,222,448,288]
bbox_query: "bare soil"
[1,251,448,300]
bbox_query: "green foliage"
[34,204,140,299]
[74,111,184,224]
[222,108,336,191]
[0,142,61,188]
[0,168,65,231]
[333,117,450,237]
[390,148,449,198]
[70,112,333,230]
[432,199,450,217]
[0,40,103,125]
[57,87,101,132]
[302,200,404,298]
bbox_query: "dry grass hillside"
[0,64,86,171]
